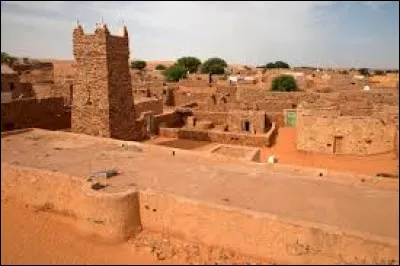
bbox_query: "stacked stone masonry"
[71,24,144,140]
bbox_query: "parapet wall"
[1,97,71,131]
[1,163,142,241]
[2,162,398,264]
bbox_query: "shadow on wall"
[156,139,212,150]
[1,128,34,138]
[267,126,279,147]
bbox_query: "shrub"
[358,68,370,76]
[374,70,385,76]
[339,70,349,75]
[163,64,188,82]
[130,60,147,70]
[201,57,227,74]
[271,75,298,92]
[155,64,166,70]
[176,56,201,73]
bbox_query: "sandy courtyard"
[146,127,398,176]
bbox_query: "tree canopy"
[200,57,227,75]
[130,60,147,70]
[271,74,298,92]
[358,68,370,76]
[163,64,188,82]
[264,61,290,69]
[155,64,166,70]
[1,52,17,66]
[176,56,201,73]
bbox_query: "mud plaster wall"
[139,190,398,264]
[1,164,142,241]
[296,109,397,155]
[1,97,71,131]
[1,162,398,264]
[72,25,143,141]
[173,90,212,106]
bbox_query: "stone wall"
[159,123,276,147]
[1,97,71,131]
[134,98,163,119]
[193,110,271,134]
[72,24,142,140]
[296,107,398,155]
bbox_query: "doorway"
[333,136,343,154]
[145,114,154,137]
[243,121,250,132]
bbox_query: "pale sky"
[1,1,399,69]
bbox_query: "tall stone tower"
[72,23,138,140]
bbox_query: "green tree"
[176,56,201,73]
[264,61,290,69]
[358,68,370,76]
[163,64,188,82]
[274,61,290,69]
[265,62,276,69]
[1,52,10,63]
[130,60,147,70]
[155,64,166,70]
[271,75,298,92]
[201,57,227,74]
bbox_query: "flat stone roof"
[1,128,399,240]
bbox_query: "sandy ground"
[145,128,398,176]
[1,198,267,265]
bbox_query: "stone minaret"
[72,23,137,140]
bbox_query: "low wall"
[159,124,275,147]
[2,162,398,264]
[1,97,71,131]
[134,97,163,119]
[1,163,142,241]
[139,189,398,264]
